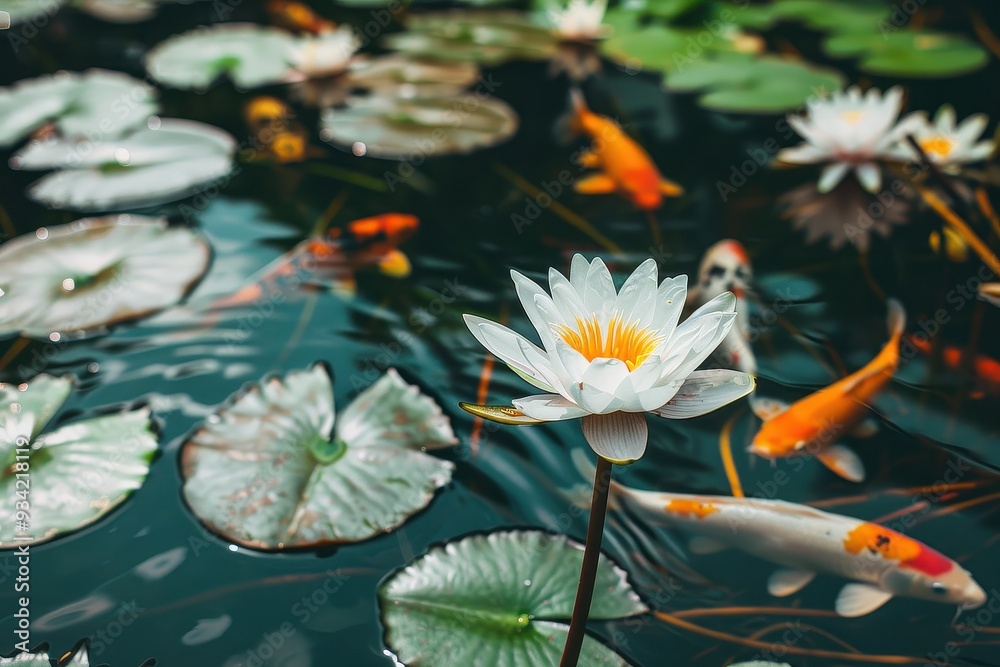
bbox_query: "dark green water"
[2,1,1000,665]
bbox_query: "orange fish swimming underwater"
[905,333,1000,397]
[267,0,336,34]
[567,91,683,210]
[750,300,906,482]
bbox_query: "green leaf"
[0,375,159,548]
[823,30,990,77]
[731,0,889,33]
[181,366,457,549]
[380,530,647,666]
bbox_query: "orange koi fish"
[905,334,1000,397]
[568,90,683,210]
[749,300,906,482]
[267,0,335,34]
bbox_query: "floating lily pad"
[383,12,559,65]
[734,0,889,33]
[76,0,212,23]
[0,215,210,339]
[614,0,705,20]
[181,365,456,549]
[320,94,518,159]
[2,0,67,26]
[823,30,989,77]
[0,69,157,148]
[379,530,647,666]
[11,118,236,211]
[347,55,481,97]
[664,54,845,113]
[1,640,155,666]
[0,375,159,548]
[146,23,297,90]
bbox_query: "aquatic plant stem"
[560,454,613,667]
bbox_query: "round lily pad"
[602,13,748,75]
[145,23,297,90]
[734,0,889,33]
[347,55,481,97]
[77,0,212,23]
[11,118,236,211]
[319,94,519,159]
[0,69,157,148]
[383,12,559,65]
[664,54,845,113]
[379,530,647,666]
[823,30,989,77]
[181,365,456,549]
[0,375,159,548]
[2,0,67,27]
[0,215,210,340]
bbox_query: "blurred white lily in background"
[547,0,610,42]
[286,27,360,79]
[462,255,755,463]
[777,86,919,194]
[890,105,995,172]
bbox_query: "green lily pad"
[616,0,704,19]
[145,23,297,90]
[0,375,159,548]
[383,11,559,65]
[663,55,844,113]
[823,30,989,77]
[181,365,456,549]
[319,94,519,159]
[1,640,155,666]
[0,216,210,340]
[734,0,889,33]
[380,530,647,666]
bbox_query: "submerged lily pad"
[664,55,845,113]
[380,530,647,666]
[320,94,518,159]
[181,365,456,549]
[823,30,989,77]
[0,215,210,340]
[0,69,157,148]
[0,375,159,548]
[383,12,559,65]
[146,24,297,90]
[11,118,236,211]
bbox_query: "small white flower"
[463,255,755,463]
[287,27,360,79]
[547,0,610,41]
[890,106,995,172]
[777,86,919,194]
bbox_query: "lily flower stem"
[560,454,614,667]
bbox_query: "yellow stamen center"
[840,110,865,124]
[556,314,661,371]
[919,136,954,159]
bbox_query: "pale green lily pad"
[383,11,559,65]
[346,55,480,96]
[665,55,845,113]
[734,0,889,33]
[75,0,213,23]
[0,215,210,340]
[181,365,456,549]
[380,530,647,666]
[145,23,297,90]
[0,640,155,666]
[0,69,157,148]
[0,375,159,548]
[823,30,989,77]
[320,94,518,159]
[2,0,67,26]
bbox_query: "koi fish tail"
[555,88,587,143]
[886,298,906,343]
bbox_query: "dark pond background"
[2,1,1000,665]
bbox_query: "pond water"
[1,1,1000,666]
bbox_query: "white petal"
[512,394,589,421]
[776,143,830,164]
[955,113,988,145]
[581,412,647,464]
[651,370,755,419]
[614,258,658,329]
[569,253,591,294]
[583,257,616,318]
[659,310,737,382]
[650,275,687,336]
[549,275,587,325]
[818,163,850,193]
[511,270,559,350]
[855,163,882,193]
[464,315,557,392]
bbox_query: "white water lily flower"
[889,106,995,171]
[463,255,755,463]
[547,0,610,41]
[777,86,919,194]
[286,27,360,79]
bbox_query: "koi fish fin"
[835,583,893,617]
[688,536,729,555]
[749,395,789,421]
[768,569,816,597]
[377,249,411,278]
[850,418,879,438]
[577,149,601,168]
[886,298,906,340]
[554,88,587,143]
[574,173,617,195]
[816,444,865,482]
[659,178,684,197]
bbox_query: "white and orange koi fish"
[686,239,756,375]
[749,299,906,483]
[606,473,985,617]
